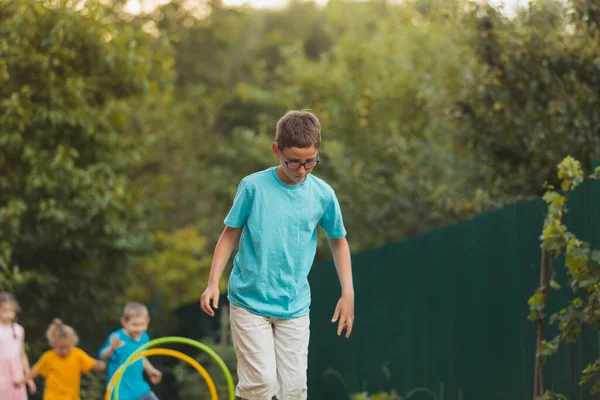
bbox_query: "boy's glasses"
[279,149,320,170]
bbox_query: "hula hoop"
[104,348,218,400]
[112,336,235,400]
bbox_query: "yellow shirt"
[34,347,96,400]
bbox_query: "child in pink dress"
[0,293,36,400]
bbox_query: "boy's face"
[54,338,73,358]
[272,143,319,185]
[121,315,150,340]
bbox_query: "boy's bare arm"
[328,237,355,339]
[101,334,124,360]
[92,360,106,372]
[200,226,242,316]
[143,358,162,383]
[100,346,115,360]
[143,358,154,371]
[208,226,242,286]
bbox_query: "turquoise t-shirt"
[99,329,151,400]
[225,166,346,319]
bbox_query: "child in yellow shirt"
[14,318,105,400]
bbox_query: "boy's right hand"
[200,284,220,317]
[110,334,125,350]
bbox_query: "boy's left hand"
[331,294,355,339]
[148,368,162,384]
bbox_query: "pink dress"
[0,324,28,400]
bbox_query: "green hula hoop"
[110,336,235,400]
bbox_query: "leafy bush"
[80,372,107,400]
[172,338,238,400]
[351,390,402,400]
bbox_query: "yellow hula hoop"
[104,348,218,400]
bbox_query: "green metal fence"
[307,181,600,400]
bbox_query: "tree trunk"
[533,250,547,399]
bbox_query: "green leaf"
[591,250,600,264]
[578,279,598,288]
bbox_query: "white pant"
[230,304,310,400]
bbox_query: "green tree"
[0,0,174,350]
[456,0,600,203]
[267,0,478,248]
[124,227,213,313]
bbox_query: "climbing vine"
[529,156,600,399]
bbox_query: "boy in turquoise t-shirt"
[99,302,162,400]
[200,109,355,400]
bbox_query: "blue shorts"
[138,392,159,400]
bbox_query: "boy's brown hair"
[122,301,149,320]
[46,318,79,346]
[275,109,321,150]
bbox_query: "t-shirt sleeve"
[318,191,347,238]
[77,348,96,374]
[224,179,252,228]
[34,352,52,377]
